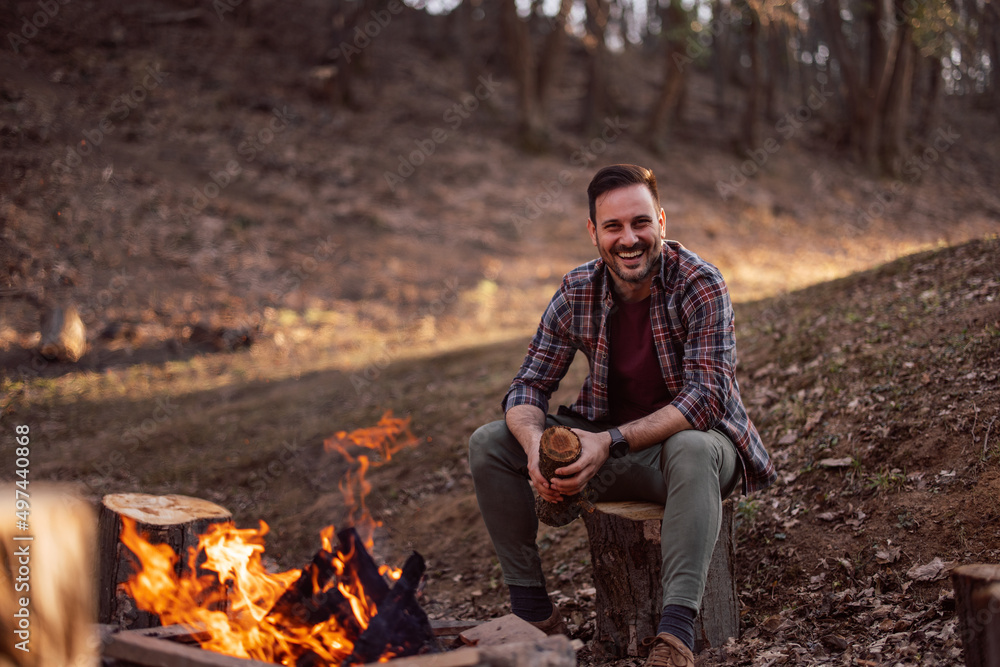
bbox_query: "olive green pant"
[469,411,741,612]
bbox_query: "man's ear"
[587,218,598,247]
[658,208,666,238]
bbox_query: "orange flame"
[121,411,421,665]
[323,411,419,551]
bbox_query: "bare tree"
[645,0,691,152]
[580,0,612,134]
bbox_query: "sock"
[509,584,553,622]
[657,604,697,651]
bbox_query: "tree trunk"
[98,493,232,629]
[580,0,611,134]
[818,0,863,153]
[712,0,728,122]
[501,0,548,150]
[915,54,942,139]
[951,564,1000,667]
[763,23,785,123]
[645,1,688,152]
[863,0,901,170]
[535,0,573,117]
[986,3,1000,111]
[880,25,914,175]
[327,0,380,109]
[740,4,761,152]
[451,0,481,91]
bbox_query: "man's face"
[587,184,666,297]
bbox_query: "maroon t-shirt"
[607,295,673,425]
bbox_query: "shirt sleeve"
[502,287,578,416]
[670,267,737,431]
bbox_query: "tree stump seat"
[582,498,738,659]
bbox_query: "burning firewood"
[265,547,362,636]
[337,528,391,607]
[535,426,596,527]
[116,503,440,666]
[343,550,437,666]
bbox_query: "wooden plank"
[459,614,546,647]
[361,635,578,667]
[592,500,664,521]
[104,626,577,667]
[363,647,483,667]
[131,623,210,642]
[430,619,481,636]
[104,631,275,667]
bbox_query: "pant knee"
[469,420,514,480]
[662,430,721,482]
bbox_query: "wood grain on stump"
[98,493,232,629]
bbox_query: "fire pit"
[96,413,578,667]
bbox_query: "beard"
[604,242,661,285]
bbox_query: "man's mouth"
[616,247,646,260]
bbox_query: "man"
[469,164,776,666]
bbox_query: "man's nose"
[622,225,639,246]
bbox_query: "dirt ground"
[2,3,999,666]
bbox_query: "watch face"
[611,438,628,458]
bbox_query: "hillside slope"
[290,236,996,666]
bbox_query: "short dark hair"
[587,164,660,223]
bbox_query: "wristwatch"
[608,427,629,458]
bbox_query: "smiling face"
[587,183,666,302]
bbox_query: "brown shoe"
[526,604,568,636]
[643,633,695,667]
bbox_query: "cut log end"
[102,493,232,526]
[539,426,582,463]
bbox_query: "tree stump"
[534,426,594,527]
[39,304,86,362]
[98,493,232,629]
[583,499,738,659]
[952,563,1000,667]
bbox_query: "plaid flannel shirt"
[503,241,776,495]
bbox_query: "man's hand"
[548,429,611,497]
[506,404,564,503]
[526,443,563,503]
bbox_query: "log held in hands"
[535,426,595,527]
[952,563,1000,667]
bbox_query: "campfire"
[117,412,436,666]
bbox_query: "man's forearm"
[618,404,693,451]
[505,404,547,454]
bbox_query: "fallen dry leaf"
[906,557,956,582]
[876,545,901,564]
